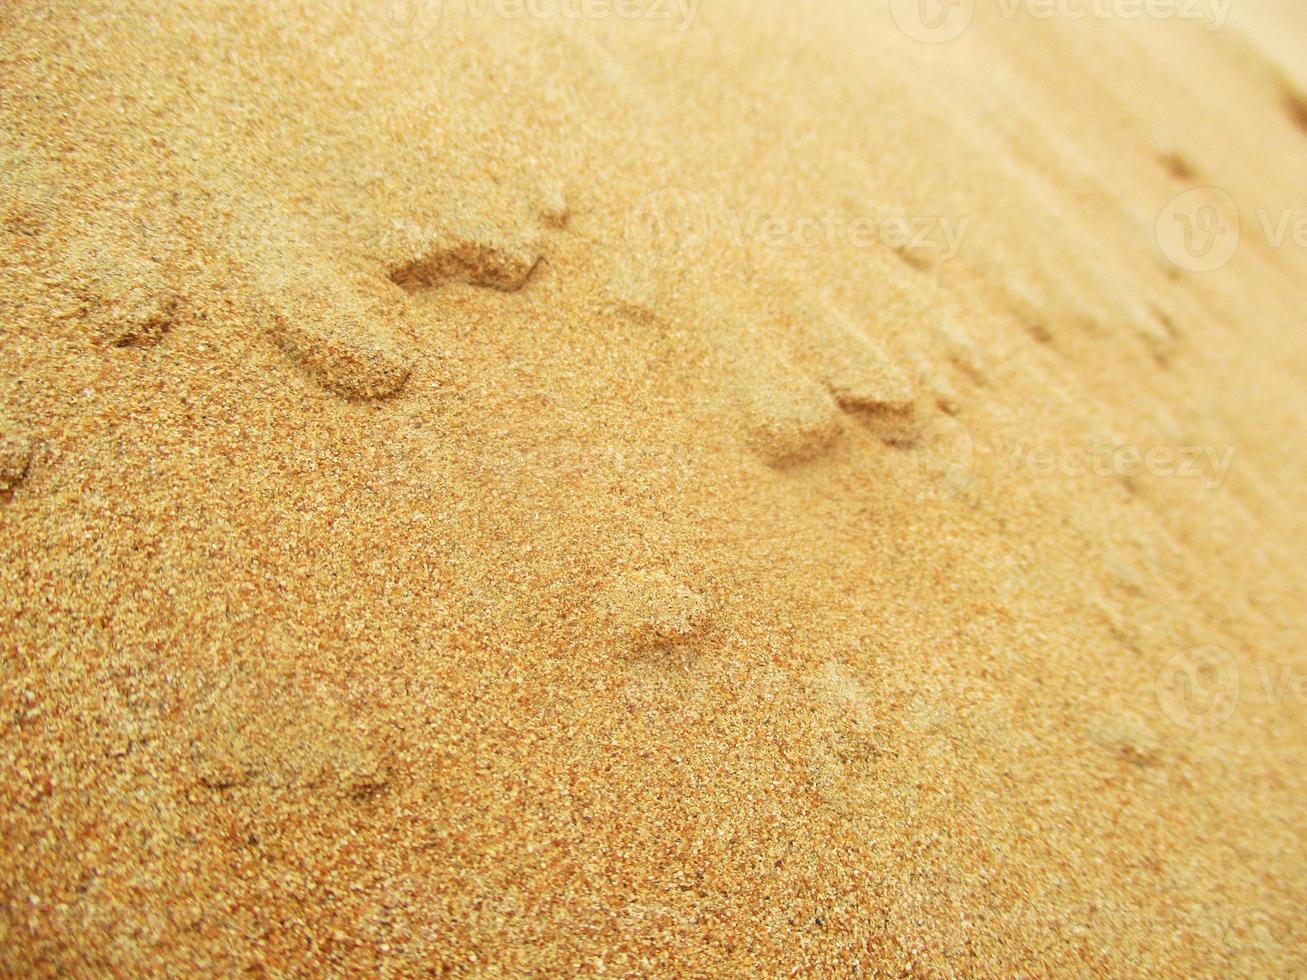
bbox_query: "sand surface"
[3,0,1307,973]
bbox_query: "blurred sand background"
[3,0,1307,973]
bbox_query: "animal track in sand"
[738,358,848,468]
[383,222,543,293]
[1283,83,1307,135]
[189,674,390,801]
[740,294,921,467]
[598,569,708,654]
[1159,150,1198,182]
[249,189,562,398]
[1135,302,1183,368]
[251,234,414,401]
[0,415,32,493]
[7,179,190,350]
[268,305,413,401]
[790,296,917,419]
[732,283,993,478]
[375,179,564,294]
[59,229,185,349]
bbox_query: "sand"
[3,0,1307,973]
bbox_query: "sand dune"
[3,0,1307,973]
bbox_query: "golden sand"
[3,0,1307,973]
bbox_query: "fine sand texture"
[3,0,1307,974]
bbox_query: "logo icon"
[1156,646,1239,729]
[358,0,443,44]
[1156,187,1240,272]
[623,188,712,270]
[890,0,975,43]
